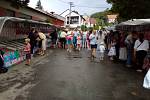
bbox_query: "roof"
[0,17,54,35]
[27,7,65,21]
[117,19,150,26]
[116,19,150,31]
[5,0,65,21]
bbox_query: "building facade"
[65,11,86,28]
[0,0,65,27]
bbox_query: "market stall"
[0,17,57,67]
[116,19,150,40]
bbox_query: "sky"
[29,0,111,16]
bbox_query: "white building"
[64,11,86,28]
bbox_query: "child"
[66,31,73,53]
[99,42,105,60]
[77,33,81,51]
[24,38,31,66]
[108,39,116,60]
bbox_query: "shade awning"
[116,19,150,32]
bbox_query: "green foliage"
[91,9,112,26]
[93,24,99,30]
[107,0,150,20]
[81,25,87,31]
[36,0,43,10]
[11,0,30,9]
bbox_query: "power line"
[57,0,69,4]
[57,0,109,9]
[74,5,109,9]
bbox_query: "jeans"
[126,48,132,65]
[73,37,77,49]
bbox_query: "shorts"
[26,53,31,59]
[91,44,97,49]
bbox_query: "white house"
[64,11,86,28]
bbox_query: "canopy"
[0,17,54,35]
[116,19,150,32]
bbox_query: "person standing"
[24,38,31,66]
[108,39,116,60]
[89,30,98,60]
[125,33,133,67]
[60,30,67,49]
[77,33,81,51]
[86,31,91,50]
[66,30,73,52]
[28,28,36,55]
[50,30,58,48]
[73,30,78,49]
[134,33,149,72]
[99,42,105,61]
[37,31,47,55]
[82,31,87,48]
[119,33,127,61]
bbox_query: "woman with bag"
[89,30,98,61]
[134,33,149,72]
[108,39,116,60]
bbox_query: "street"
[0,49,150,100]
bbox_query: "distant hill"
[90,9,113,26]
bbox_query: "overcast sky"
[29,0,111,16]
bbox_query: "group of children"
[64,29,108,61]
[65,30,89,52]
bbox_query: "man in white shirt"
[60,30,67,49]
[134,33,149,72]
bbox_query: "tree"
[107,0,150,20]
[36,0,43,10]
[93,24,99,30]
[81,25,87,31]
[91,9,112,26]
[11,0,30,9]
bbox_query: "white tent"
[116,19,150,31]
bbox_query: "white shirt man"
[134,40,149,51]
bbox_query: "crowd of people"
[52,28,150,73]
[104,30,150,73]
[24,28,47,66]
[0,27,149,73]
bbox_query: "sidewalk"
[0,49,53,100]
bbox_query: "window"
[67,16,79,24]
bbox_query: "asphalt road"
[24,49,150,100]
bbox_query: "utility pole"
[69,2,74,28]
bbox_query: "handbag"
[143,69,150,89]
